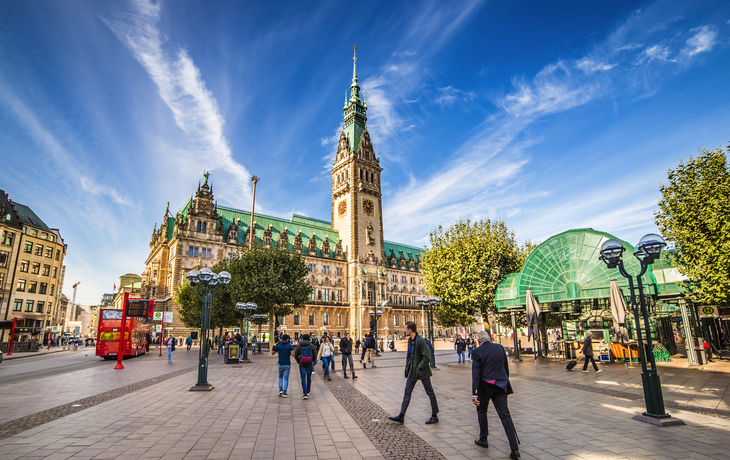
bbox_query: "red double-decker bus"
[96,309,152,359]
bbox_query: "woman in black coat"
[581,332,601,373]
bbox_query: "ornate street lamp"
[599,233,683,426]
[187,268,231,391]
[417,296,441,368]
[236,302,257,361]
[368,306,383,356]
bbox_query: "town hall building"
[141,52,430,341]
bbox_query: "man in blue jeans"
[273,334,293,397]
[294,334,316,399]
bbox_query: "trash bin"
[224,343,240,364]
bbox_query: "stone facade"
[140,52,432,341]
[0,190,67,343]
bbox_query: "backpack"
[300,344,314,365]
[420,336,434,359]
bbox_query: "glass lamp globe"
[218,271,231,285]
[186,269,199,284]
[198,267,214,282]
[637,233,666,258]
[208,274,219,286]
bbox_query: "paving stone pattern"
[511,373,730,420]
[323,374,446,460]
[0,366,196,440]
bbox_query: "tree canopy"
[173,248,312,337]
[421,218,533,328]
[655,145,730,306]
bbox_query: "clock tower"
[331,48,386,336]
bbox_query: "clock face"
[338,200,347,216]
[363,199,374,215]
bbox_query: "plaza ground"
[0,343,729,459]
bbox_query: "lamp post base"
[632,414,684,427]
[189,384,215,392]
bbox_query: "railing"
[1,340,40,353]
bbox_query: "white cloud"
[100,0,251,203]
[576,58,617,73]
[680,25,717,57]
[434,86,476,107]
[636,44,673,63]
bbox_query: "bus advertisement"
[96,308,152,359]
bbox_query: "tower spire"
[343,47,367,152]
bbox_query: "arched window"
[197,221,202,232]
[337,313,342,326]
[309,313,315,326]
[202,222,207,233]
[323,313,329,326]
[394,315,399,327]
[293,313,301,326]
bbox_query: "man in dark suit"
[471,330,520,459]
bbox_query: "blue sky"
[1,1,728,305]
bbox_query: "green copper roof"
[175,200,341,258]
[495,228,659,311]
[12,202,52,232]
[343,48,367,153]
[384,240,422,269]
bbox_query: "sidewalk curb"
[4,349,75,361]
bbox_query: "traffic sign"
[700,305,718,317]
[163,312,173,323]
[153,312,163,321]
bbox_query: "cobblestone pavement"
[0,357,384,460]
[1,351,730,459]
[322,372,445,459]
[0,366,196,440]
[0,346,202,423]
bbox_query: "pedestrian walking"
[363,333,377,369]
[186,336,192,351]
[378,336,384,354]
[294,334,317,399]
[251,335,258,355]
[467,334,475,360]
[318,336,335,381]
[273,334,293,397]
[471,330,520,459]
[166,336,176,363]
[455,335,466,363]
[581,332,602,373]
[388,322,439,425]
[355,338,361,354]
[339,333,357,379]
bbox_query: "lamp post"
[186,268,231,391]
[417,297,441,368]
[598,234,683,426]
[252,313,268,353]
[368,307,383,356]
[236,302,257,361]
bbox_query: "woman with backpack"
[318,336,335,381]
[294,334,317,399]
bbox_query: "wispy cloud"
[680,25,717,57]
[100,0,251,203]
[434,86,476,107]
[383,3,726,245]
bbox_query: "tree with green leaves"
[173,248,312,341]
[655,145,730,306]
[422,218,533,329]
[174,259,237,336]
[226,247,312,342]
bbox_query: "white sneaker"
[278,390,283,397]
[596,369,603,373]
[282,393,288,398]
[302,395,308,400]
[582,370,589,373]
